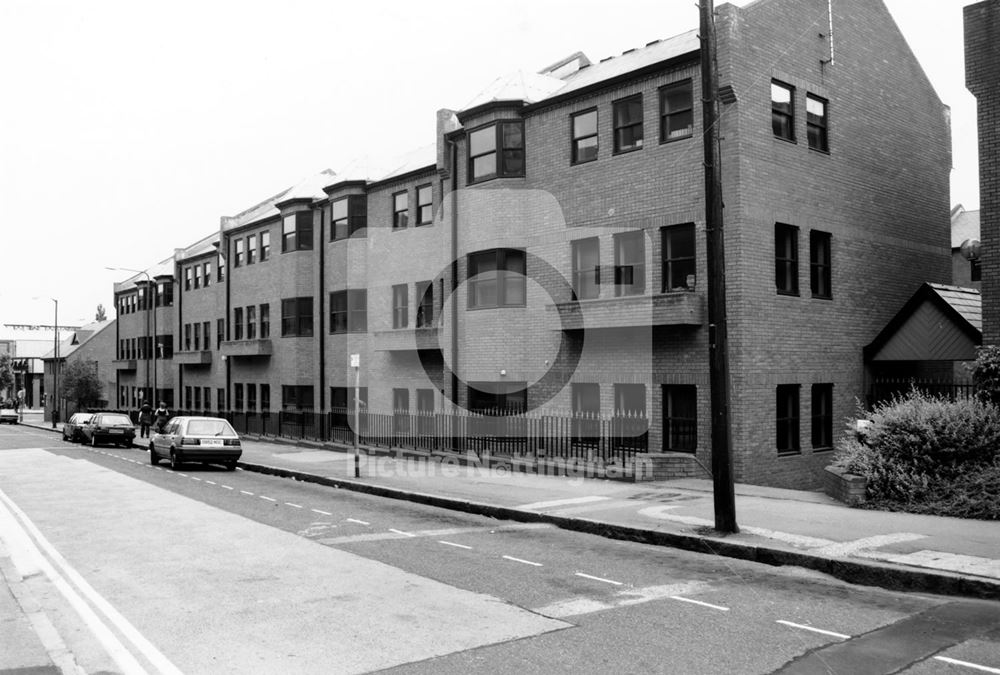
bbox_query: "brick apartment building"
[966,0,1000,345]
[109,0,951,488]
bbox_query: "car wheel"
[150,446,159,465]
[225,460,237,471]
[62,431,68,442]
[91,434,99,448]
[170,449,182,470]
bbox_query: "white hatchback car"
[149,416,242,470]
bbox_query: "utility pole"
[700,0,738,533]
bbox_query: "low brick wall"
[824,465,867,505]
[635,452,709,482]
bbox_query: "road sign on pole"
[351,354,360,478]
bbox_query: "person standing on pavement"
[138,400,153,438]
[154,401,170,434]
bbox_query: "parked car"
[149,416,242,470]
[62,412,94,442]
[0,407,17,424]
[82,412,136,447]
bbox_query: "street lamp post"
[52,298,58,428]
[107,267,156,406]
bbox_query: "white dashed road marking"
[503,555,543,567]
[389,528,416,537]
[346,518,369,525]
[776,620,850,640]
[575,572,622,586]
[670,596,729,611]
[534,582,709,618]
[439,541,473,550]
[240,490,254,496]
[285,502,303,509]
[260,496,276,502]
[517,496,610,510]
[933,656,1000,674]
[311,509,332,516]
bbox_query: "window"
[392,284,408,329]
[663,385,697,452]
[184,268,192,291]
[571,109,598,163]
[776,384,801,455]
[184,386,192,410]
[260,303,270,338]
[811,383,833,450]
[331,196,367,241]
[203,387,211,411]
[810,230,832,299]
[203,262,211,287]
[138,287,147,310]
[572,382,600,444]
[661,223,696,292]
[972,258,982,282]
[416,185,433,225]
[234,239,244,267]
[468,382,527,414]
[260,384,270,412]
[217,388,226,411]
[329,290,367,333]
[614,231,645,296]
[202,322,210,351]
[281,297,313,337]
[247,383,257,412]
[468,121,525,183]
[331,386,367,411]
[393,388,410,433]
[468,249,526,309]
[660,80,694,141]
[260,231,270,261]
[234,384,244,411]
[217,253,225,282]
[193,322,201,351]
[194,386,201,411]
[162,281,174,307]
[192,267,200,289]
[772,80,794,141]
[217,318,224,349]
[775,223,799,295]
[614,384,646,416]
[246,305,256,340]
[282,385,314,411]
[282,211,313,252]
[234,308,244,340]
[184,324,192,351]
[159,335,173,359]
[415,281,433,327]
[571,238,600,300]
[247,234,257,264]
[392,191,409,230]
[806,94,828,152]
[613,94,643,153]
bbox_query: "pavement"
[11,417,1000,608]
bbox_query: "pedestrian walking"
[154,401,170,434]
[138,401,153,438]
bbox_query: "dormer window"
[282,211,314,252]
[468,121,525,184]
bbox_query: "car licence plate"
[110,429,124,434]
[202,439,224,446]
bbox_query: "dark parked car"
[82,412,136,447]
[150,416,241,470]
[0,407,17,424]
[62,412,94,442]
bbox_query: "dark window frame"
[776,384,801,455]
[467,120,525,184]
[612,94,644,154]
[234,239,244,267]
[571,237,600,300]
[392,190,409,230]
[810,230,832,299]
[614,230,646,296]
[260,303,270,339]
[775,223,799,296]
[246,234,257,265]
[282,211,314,253]
[329,289,367,334]
[416,185,433,225]
[659,79,694,143]
[571,108,598,164]
[392,284,408,329]
[260,230,270,261]
[806,93,829,152]
[415,281,433,327]
[771,80,795,142]
[467,248,527,309]
[233,307,244,341]
[280,297,314,337]
[811,383,833,451]
[661,223,696,292]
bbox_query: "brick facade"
[109,0,951,488]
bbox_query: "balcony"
[113,358,137,371]
[220,339,273,357]
[174,350,213,365]
[372,327,440,352]
[547,292,705,330]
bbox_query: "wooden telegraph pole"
[700,0,738,533]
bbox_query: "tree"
[95,304,107,321]
[60,360,103,410]
[0,354,13,400]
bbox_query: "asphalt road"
[1,423,999,674]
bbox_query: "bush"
[833,390,1000,519]
[973,345,1000,405]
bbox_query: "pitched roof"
[222,168,338,231]
[865,283,981,361]
[42,320,115,360]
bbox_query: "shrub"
[833,390,1000,518]
[973,345,1000,405]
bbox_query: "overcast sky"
[0,1,977,327]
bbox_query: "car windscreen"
[75,414,94,423]
[101,415,133,426]
[185,420,236,436]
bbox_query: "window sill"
[777,450,802,457]
[811,294,833,301]
[811,446,834,453]
[776,290,800,297]
[612,146,643,156]
[808,146,830,155]
[773,135,797,145]
[466,304,527,311]
[659,134,693,145]
[571,157,598,166]
[468,174,525,186]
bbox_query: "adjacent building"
[41,320,115,420]
[110,0,952,488]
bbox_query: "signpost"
[351,353,360,478]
